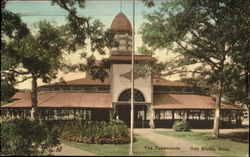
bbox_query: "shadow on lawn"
[188,131,249,144]
[220,132,249,143]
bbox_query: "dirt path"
[54,143,96,156]
[135,129,218,156]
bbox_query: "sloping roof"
[40,77,110,87]
[3,92,111,108]
[110,12,132,33]
[153,78,192,87]
[12,92,31,100]
[153,93,242,110]
[5,92,242,110]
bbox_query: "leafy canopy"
[1,118,61,156]
[2,20,67,84]
[141,0,250,103]
[50,0,118,81]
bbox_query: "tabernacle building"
[1,12,244,128]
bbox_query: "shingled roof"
[3,92,111,108]
[11,92,31,100]
[153,93,241,110]
[110,12,132,33]
[4,92,242,110]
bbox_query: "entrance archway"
[116,89,147,128]
[118,89,145,102]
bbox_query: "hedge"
[1,118,61,156]
[172,120,191,132]
[48,120,131,144]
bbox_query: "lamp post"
[130,0,135,155]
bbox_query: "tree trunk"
[247,107,249,123]
[212,77,223,139]
[31,75,38,121]
[246,58,249,123]
[148,105,155,128]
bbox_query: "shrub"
[54,120,130,144]
[0,118,61,156]
[172,120,191,132]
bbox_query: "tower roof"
[110,12,132,33]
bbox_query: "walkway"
[54,143,96,156]
[54,128,247,156]
[134,129,218,156]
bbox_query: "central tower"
[109,12,153,127]
[110,12,132,55]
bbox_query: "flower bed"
[48,120,130,144]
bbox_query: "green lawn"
[61,136,165,156]
[156,130,249,157]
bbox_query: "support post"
[229,110,232,123]
[129,0,135,155]
[182,110,187,121]
[172,110,175,120]
[236,110,242,126]
[116,105,119,120]
[205,110,208,120]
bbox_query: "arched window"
[118,89,145,102]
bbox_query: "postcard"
[1,0,249,156]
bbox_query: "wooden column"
[73,109,76,119]
[205,110,208,120]
[38,109,42,121]
[116,105,119,120]
[236,110,242,126]
[228,110,232,123]
[172,110,175,120]
[221,110,224,121]
[109,109,113,121]
[88,109,91,120]
[67,109,70,120]
[81,109,84,121]
[182,110,188,121]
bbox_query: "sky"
[5,0,177,89]
[5,0,163,43]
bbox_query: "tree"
[223,65,248,105]
[141,0,250,138]
[1,118,61,156]
[0,79,16,104]
[2,21,67,120]
[180,64,247,106]
[1,0,29,102]
[2,1,66,120]
[1,0,29,42]
[51,0,117,79]
[1,0,117,121]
